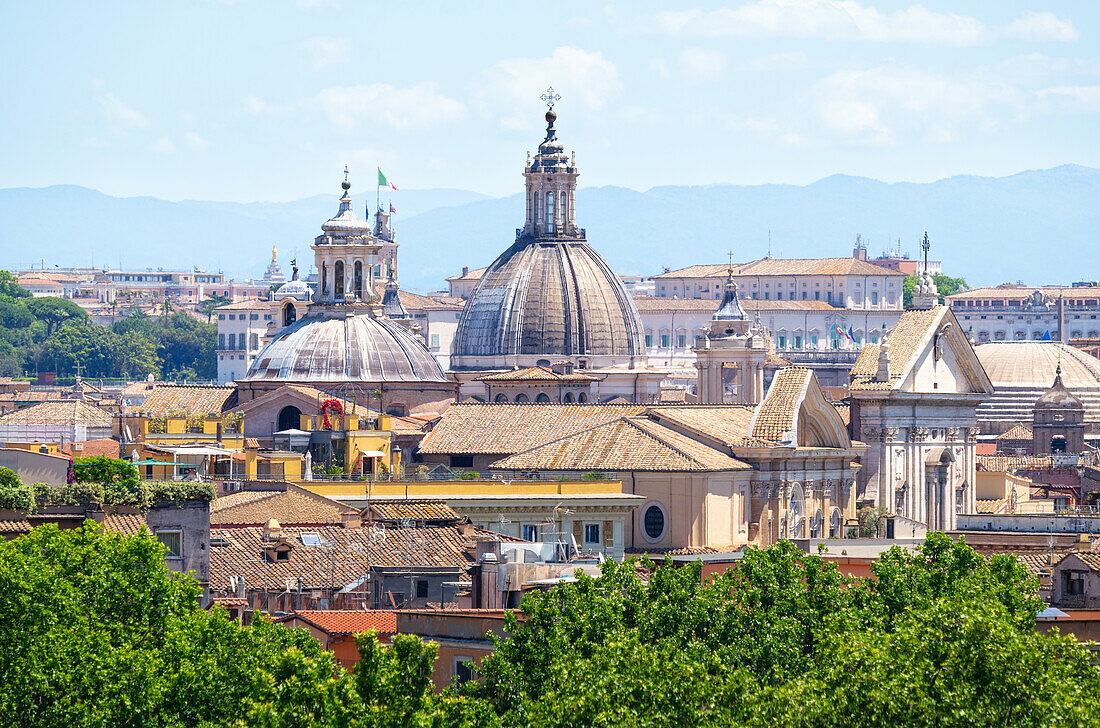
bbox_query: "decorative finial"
[540,86,561,110]
[921,231,930,273]
[727,249,735,274]
[341,165,351,191]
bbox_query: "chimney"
[462,266,469,276]
[1075,534,1092,553]
[876,339,891,382]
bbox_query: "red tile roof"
[285,610,398,636]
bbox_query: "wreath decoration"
[321,399,344,430]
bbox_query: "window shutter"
[603,520,614,547]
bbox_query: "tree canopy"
[0,525,1095,728]
[904,273,969,306]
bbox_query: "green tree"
[72,456,143,506]
[198,292,232,323]
[0,271,30,299]
[25,296,88,336]
[904,273,969,307]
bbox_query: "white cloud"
[243,95,268,115]
[97,90,148,136]
[151,137,177,154]
[812,66,1018,145]
[651,1,987,45]
[741,50,808,71]
[300,36,349,69]
[649,58,671,79]
[678,48,727,83]
[316,83,466,129]
[184,132,211,151]
[1037,86,1100,111]
[1003,11,1079,43]
[476,47,620,130]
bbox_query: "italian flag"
[377,168,398,191]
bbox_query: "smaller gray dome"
[275,279,313,301]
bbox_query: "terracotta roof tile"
[208,524,476,591]
[976,454,1082,472]
[135,385,235,416]
[0,400,113,427]
[850,306,945,391]
[631,297,841,313]
[284,610,398,636]
[446,267,487,282]
[367,501,463,523]
[646,405,771,447]
[211,485,356,527]
[477,366,599,383]
[62,438,122,458]
[752,367,812,441]
[418,403,650,455]
[997,424,1033,441]
[491,416,751,473]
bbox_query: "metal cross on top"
[343,165,349,183]
[921,231,930,272]
[541,86,561,109]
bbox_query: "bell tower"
[312,168,382,310]
[693,259,770,403]
[520,87,580,240]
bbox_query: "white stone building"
[947,283,1100,343]
[215,299,274,384]
[849,303,994,533]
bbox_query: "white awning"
[359,450,387,457]
[153,446,234,457]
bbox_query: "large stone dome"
[244,312,447,383]
[451,239,645,369]
[973,342,1100,433]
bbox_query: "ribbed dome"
[452,240,644,365]
[244,312,447,383]
[975,342,1100,388]
[274,279,313,301]
[320,191,371,234]
[974,342,1100,432]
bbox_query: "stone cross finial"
[540,86,561,109]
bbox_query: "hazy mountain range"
[1,165,1096,294]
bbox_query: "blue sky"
[2,1,1097,201]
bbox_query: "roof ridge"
[625,416,730,467]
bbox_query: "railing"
[1055,594,1087,609]
[784,350,862,364]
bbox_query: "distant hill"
[2,166,1097,293]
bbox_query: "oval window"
[643,505,665,540]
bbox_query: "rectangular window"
[264,314,272,320]
[415,579,429,599]
[811,334,819,347]
[522,524,540,541]
[778,335,787,348]
[430,333,440,348]
[218,314,225,320]
[645,334,653,347]
[660,334,670,348]
[218,333,225,349]
[250,313,259,320]
[871,292,879,305]
[228,314,236,320]
[584,523,601,545]
[676,334,686,348]
[794,335,802,348]
[454,658,474,684]
[156,530,182,558]
[228,333,236,349]
[250,333,259,350]
[450,455,473,468]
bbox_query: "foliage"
[856,504,887,537]
[0,460,214,512]
[0,467,33,511]
[197,292,232,323]
[25,296,88,336]
[0,522,493,728]
[903,273,970,307]
[0,271,30,299]
[73,456,143,505]
[463,533,1097,728]
[581,471,607,480]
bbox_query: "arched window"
[536,359,551,367]
[536,393,551,403]
[563,392,574,403]
[828,507,842,538]
[545,191,555,233]
[578,392,588,403]
[321,264,328,297]
[354,261,363,300]
[282,303,296,327]
[494,393,509,402]
[277,405,302,432]
[1052,435,1067,453]
[787,485,805,539]
[560,191,567,229]
[810,508,824,538]
[334,261,344,297]
[385,404,407,417]
[514,393,529,403]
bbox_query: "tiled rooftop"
[209,524,479,591]
[654,258,904,279]
[850,306,945,391]
[631,297,841,313]
[285,610,398,636]
[418,403,650,455]
[211,485,356,527]
[752,367,812,442]
[135,384,235,416]
[0,400,113,427]
[367,501,463,523]
[997,424,1033,441]
[477,366,599,383]
[491,416,751,473]
[646,405,770,448]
